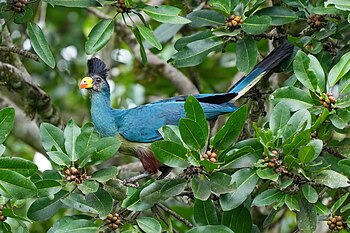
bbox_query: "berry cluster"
[0,205,6,222]
[319,93,336,111]
[113,0,128,14]
[106,213,122,230]
[64,167,88,184]
[307,14,324,28]
[200,151,218,163]
[182,165,204,180]
[263,151,289,175]
[327,215,346,231]
[8,0,28,13]
[226,15,243,30]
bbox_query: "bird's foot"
[122,172,150,188]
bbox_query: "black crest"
[87,57,109,79]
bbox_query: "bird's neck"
[90,91,121,137]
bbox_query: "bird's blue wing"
[118,101,237,143]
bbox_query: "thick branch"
[0,62,62,126]
[87,7,199,95]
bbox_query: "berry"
[226,15,243,30]
[105,213,122,230]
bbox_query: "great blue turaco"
[79,42,293,181]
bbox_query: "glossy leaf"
[91,166,117,182]
[133,27,148,64]
[90,137,121,163]
[137,217,161,233]
[0,157,38,177]
[271,86,314,111]
[236,37,257,73]
[61,193,97,213]
[0,170,37,199]
[222,205,252,233]
[256,168,279,181]
[179,118,205,151]
[13,7,33,24]
[338,72,350,94]
[151,141,188,168]
[296,198,317,233]
[220,168,259,211]
[143,5,191,24]
[43,0,101,7]
[158,125,183,145]
[314,170,350,188]
[184,96,209,138]
[329,51,350,86]
[255,6,298,25]
[270,102,290,135]
[85,188,113,219]
[47,151,71,166]
[171,38,225,67]
[78,180,99,195]
[187,10,225,27]
[283,109,311,140]
[187,225,234,233]
[191,174,211,201]
[75,123,99,161]
[212,105,248,151]
[241,15,271,35]
[121,180,153,211]
[194,199,219,225]
[47,217,99,233]
[284,194,300,211]
[27,22,55,68]
[85,19,114,55]
[293,50,318,92]
[298,145,315,165]
[40,123,65,152]
[252,189,283,206]
[35,180,61,197]
[209,0,231,15]
[174,31,213,51]
[28,190,68,221]
[64,119,80,162]
[210,172,235,195]
[135,24,162,50]
[301,184,318,203]
[331,193,349,213]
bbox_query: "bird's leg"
[123,172,150,186]
[157,165,172,180]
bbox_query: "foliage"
[1,0,350,232]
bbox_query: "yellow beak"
[79,77,93,89]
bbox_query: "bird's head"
[79,57,110,93]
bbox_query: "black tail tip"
[87,57,109,79]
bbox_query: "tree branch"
[156,203,193,228]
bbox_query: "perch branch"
[156,203,193,228]
[0,46,40,62]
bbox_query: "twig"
[0,46,40,62]
[152,206,180,233]
[156,203,193,228]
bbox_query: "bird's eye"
[96,77,102,83]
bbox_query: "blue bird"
[80,42,293,179]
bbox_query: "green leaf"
[331,193,349,213]
[315,201,329,215]
[27,22,55,68]
[221,146,256,169]
[90,137,121,164]
[13,7,33,24]
[158,125,183,145]
[187,225,234,233]
[314,170,350,188]
[212,105,248,151]
[61,193,97,213]
[210,172,236,195]
[293,50,318,92]
[284,194,300,211]
[85,188,113,219]
[271,86,314,111]
[184,96,209,138]
[270,102,290,135]
[255,6,298,25]
[222,205,252,233]
[241,15,271,35]
[339,159,350,176]
[160,178,186,198]
[179,118,205,151]
[75,123,99,161]
[328,51,350,86]
[78,180,99,195]
[338,72,350,94]
[151,141,188,168]
[325,0,350,11]
[0,157,38,177]
[256,168,279,181]
[0,107,15,144]
[220,168,259,211]
[296,198,317,233]
[334,94,350,109]
[174,31,213,51]
[301,184,318,203]
[43,0,101,7]
[171,38,225,67]
[298,145,315,165]
[187,10,225,27]
[252,189,283,206]
[236,37,257,73]
[47,151,71,166]
[91,166,117,182]
[64,119,81,162]
[35,180,61,197]
[135,24,162,50]
[143,5,191,24]
[121,180,153,211]
[191,174,211,201]
[137,217,161,233]
[28,190,68,221]
[40,123,65,152]
[283,109,311,140]
[48,217,99,233]
[194,199,219,225]
[104,179,127,201]
[309,52,326,92]
[85,19,114,55]
[140,180,166,205]
[0,170,37,199]
[209,0,231,15]
[132,27,148,64]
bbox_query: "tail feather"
[228,42,294,100]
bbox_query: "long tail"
[228,41,294,100]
